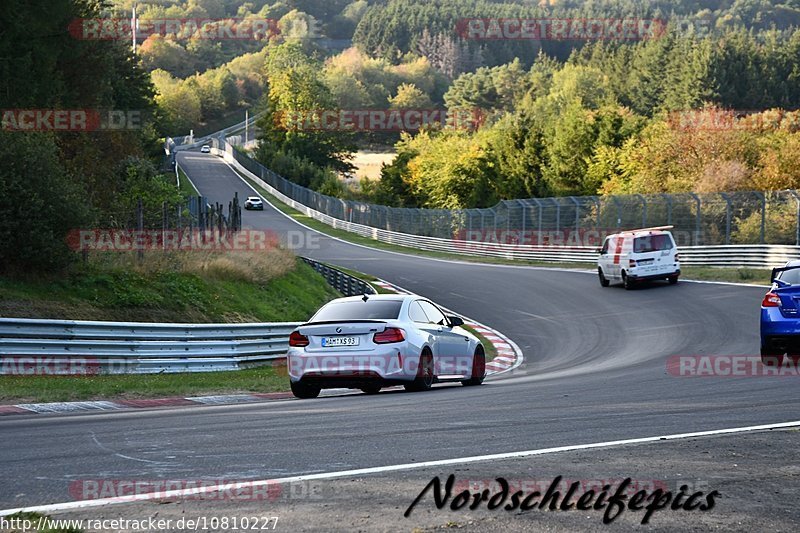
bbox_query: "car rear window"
[777,268,800,285]
[634,234,673,253]
[311,300,403,322]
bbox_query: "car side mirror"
[448,316,464,327]
[596,248,603,254]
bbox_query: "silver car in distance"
[287,294,486,398]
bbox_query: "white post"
[131,6,137,54]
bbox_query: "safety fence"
[223,141,800,247]
[0,318,300,375]
[212,142,798,269]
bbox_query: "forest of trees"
[5,0,800,272]
[0,0,179,272]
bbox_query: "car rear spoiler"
[303,320,388,327]
[771,265,800,285]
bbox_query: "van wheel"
[622,272,634,290]
[668,275,679,285]
[360,384,382,395]
[598,268,610,287]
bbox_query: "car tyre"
[360,384,382,395]
[622,272,634,290]
[405,349,434,392]
[291,381,321,399]
[598,268,610,288]
[462,345,486,386]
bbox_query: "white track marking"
[3,419,798,517]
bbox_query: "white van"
[597,227,680,289]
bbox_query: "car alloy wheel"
[405,349,434,392]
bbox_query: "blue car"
[760,261,800,364]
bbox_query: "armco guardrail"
[0,318,301,375]
[301,258,376,297]
[212,142,800,269]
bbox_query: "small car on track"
[760,261,800,365]
[200,145,211,153]
[597,226,680,289]
[287,294,486,398]
[244,196,264,210]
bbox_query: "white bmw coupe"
[287,294,486,398]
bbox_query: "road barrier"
[211,141,798,269]
[0,318,301,375]
[301,258,376,297]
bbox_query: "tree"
[257,42,355,180]
[0,133,90,272]
[389,83,432,109]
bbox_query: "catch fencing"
[220,139,800,248]
[212,141,797,268]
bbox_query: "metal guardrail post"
[754,192,766,244]
[789,190,800,246]
[634,194,647,227]
[569,196,580,237]
[661,193,673,226]
[516,200,527,235]
[720,192,732,245]
[689,192,702,245]
[611,196,622,229]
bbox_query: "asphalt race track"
[2,150,799,526]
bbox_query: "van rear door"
[632,234,675,276]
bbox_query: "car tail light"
[289,331,310,347]
[762,292,782,307]
[629,259,637,268]
[373,328,406,344]
[675,253,680,261]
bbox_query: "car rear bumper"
[287,348,415,387]
[761,308,800,351]
[627,269,680,281]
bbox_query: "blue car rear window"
[778,269,800,285]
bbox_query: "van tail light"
[289,331,310,347]
[373,328,406,344]
[675,253,680,262]
[762,292,782,308]
[629,259,637,268]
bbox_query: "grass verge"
[177,166,200,196]
[236,170,772,286]
[0,251,340,323]
[0,366,289,404]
